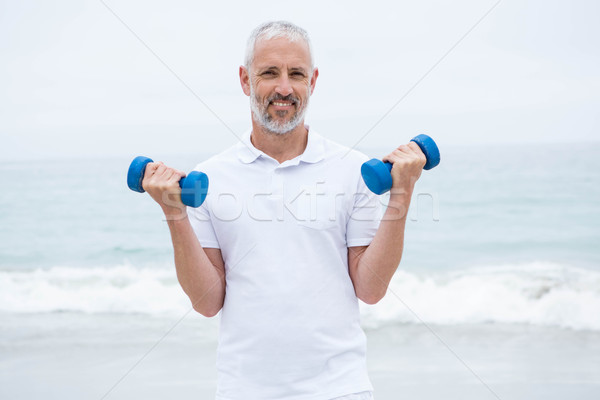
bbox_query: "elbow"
[192,303,222,318]
[358,289,386,305]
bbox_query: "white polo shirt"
[188,127,381,400]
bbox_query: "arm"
[143,162,225,317]
[348,142,426,305]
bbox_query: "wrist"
[162,205,188,222]
[384,189,412,221]
[389,186,413,203]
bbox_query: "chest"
[205,160,359,254]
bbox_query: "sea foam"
[361,261,600,331]
[1,262,599,331]
[0,265,189,315]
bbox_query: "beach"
[2,312,599,399]
[2,1,599,397]
[1,143,599,399]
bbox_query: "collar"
[236,125,325,165]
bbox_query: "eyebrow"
[257,66,308,74]
[289,67,308,74]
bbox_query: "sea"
[1,141,599,399]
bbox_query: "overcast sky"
[1,0,599,161]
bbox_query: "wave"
[360,261,600,331]
[1,262,599,331]
[0,264,189,315]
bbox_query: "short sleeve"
[346,177,382,247]
[188,202,220,249]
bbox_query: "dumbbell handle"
[127,156,209,208]
[361,134,440,195]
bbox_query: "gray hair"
[244,21,314,71]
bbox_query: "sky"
[1,0,599,161]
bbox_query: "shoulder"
[192,143,241,173]
[316,131,371,167]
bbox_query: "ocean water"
[1,142,598,330]
[1,141,599,399]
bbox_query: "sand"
[1,313,599,400]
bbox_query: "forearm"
[352,191,411,304]
[166,216,225,317]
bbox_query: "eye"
[262,71,275,76]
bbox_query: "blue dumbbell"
[127,156,209,207]
[361,134,440,195]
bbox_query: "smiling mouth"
[271,101,294,107]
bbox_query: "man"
[142,21,426,400]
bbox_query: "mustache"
[266,93,299,105]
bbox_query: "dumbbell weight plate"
[127,156,153,193]
[180,171,209,208]
[361,159,393,195]
[411,134,440,170]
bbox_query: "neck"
[250,121,308,164]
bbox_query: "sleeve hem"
[199,241,221,249]
[346,238,374,247]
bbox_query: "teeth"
[272,102,292,106]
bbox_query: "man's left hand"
[381,142,427,197]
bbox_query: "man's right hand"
[141,162,188,219]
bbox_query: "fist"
[141,162,187,217]
[381,142,427,195]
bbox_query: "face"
[240,37,318,134]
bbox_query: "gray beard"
[249,83,310,135]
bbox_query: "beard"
[249,81,310,135]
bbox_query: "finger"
[382,146,398,162]
[142,163,158,191]
[381,154,394,164]
[407,143,427,167]
[144,162,160,178]
[407,142,424,157]
[163,167,184,185]
[142,163,161,192]
[383,142,422,163]
[396,144,416,155]
[382,152,404,165]
[166,170,185,186]
[165,167,186,182]
[153,164,168,179]
[163,168,174,181]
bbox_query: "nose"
[275,75,293,97]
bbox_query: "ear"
[239,66,251,96]
[309,67,319,95]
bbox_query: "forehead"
[252,37,311,70]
